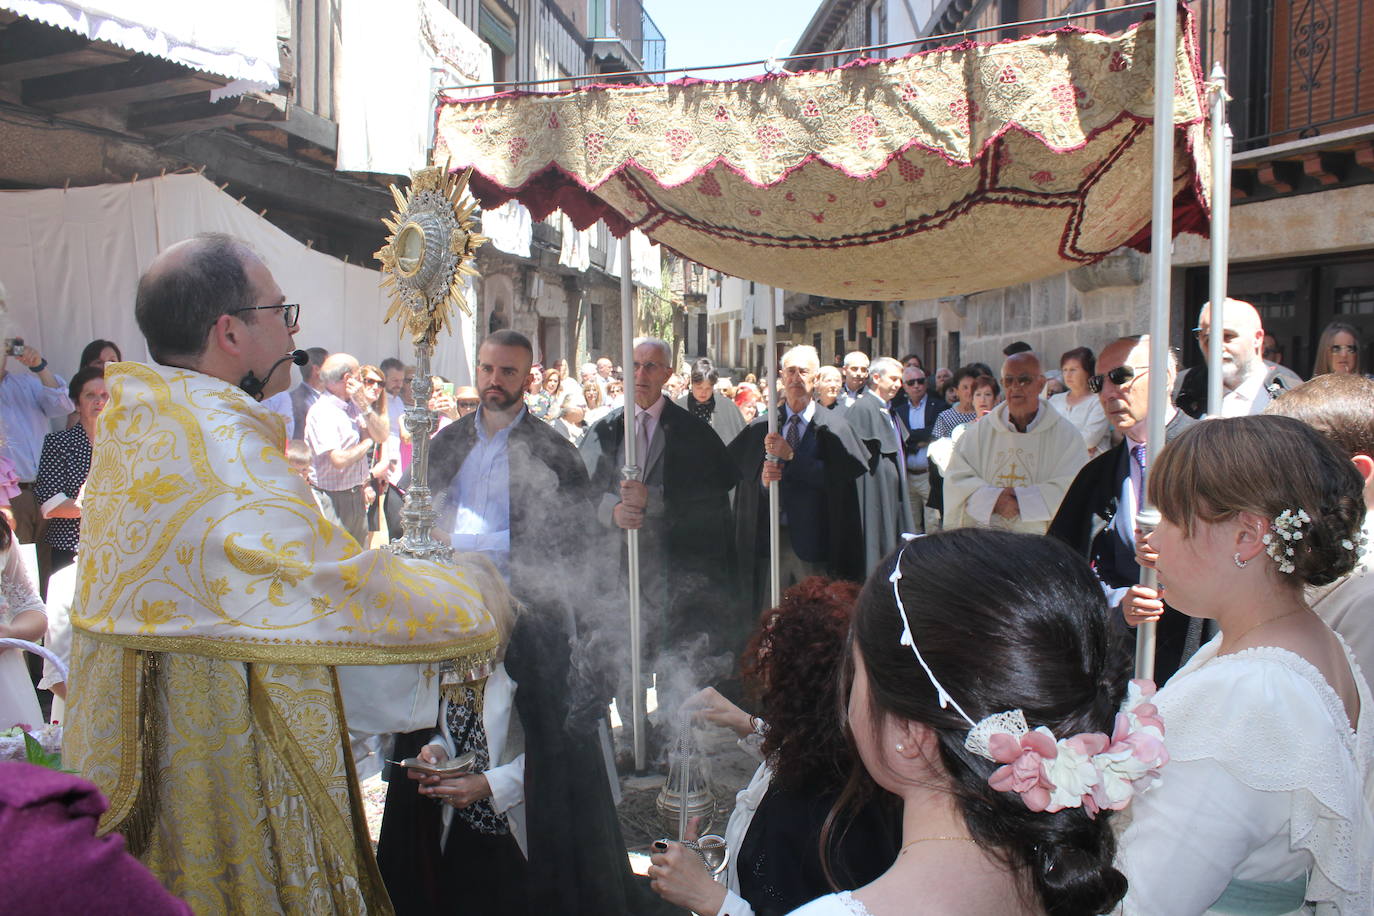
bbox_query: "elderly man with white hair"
[304,352,389,545]
[1175,297,1303,418]
[580,337,739,755]
[944,351,1087,535]
[842,355,914,572]
[727,345,868,613]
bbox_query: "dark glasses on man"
[1088,365,1146,393]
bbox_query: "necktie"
[1131,443,1148,508]
[785,414,802,451]
[636,411,651,466]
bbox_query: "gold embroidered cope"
[65,362,501,915]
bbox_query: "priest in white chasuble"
[63,234,504,916]
[943,352,1088,535]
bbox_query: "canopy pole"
[1206,62,1232,418]
[1135,0,1178,682]
[619,235,646,771]
[765,292,781,608]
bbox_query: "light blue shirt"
[0,369,73,481]
[448,406,522,582]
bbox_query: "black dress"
[737,781,900,916]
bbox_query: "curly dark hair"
[740,576,860,793]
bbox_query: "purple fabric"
[0,762,192,914]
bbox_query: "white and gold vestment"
[64,362,501,915]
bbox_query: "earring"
[1234,552,1248,569]
[895,743,905,752]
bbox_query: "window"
[1251,291,1296,321]
[813,332,823,354]
[1336,287,1374,315]
[834,329,845,363]
[589,302,603,350]
[479,2,516,83]
[866,0,886,48]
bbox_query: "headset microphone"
[240,349,309,401]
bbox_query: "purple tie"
[1131,443,1147,507]
[785,414,802,451]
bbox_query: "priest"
[63,234,503,915]
[943,351,1087,534]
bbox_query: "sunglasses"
[1331,344,1358,355]
[456,400,480,408]
[362,378,383,386]
[904,377,927,386]
[1088,365,1148,393]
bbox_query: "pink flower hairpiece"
[981,679,1168,816]
[888,539,1167,817]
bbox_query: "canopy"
[435,10,1209,300]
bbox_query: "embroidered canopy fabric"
[435,12,1209,300]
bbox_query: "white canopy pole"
[1207,62,1233,417]
[620,235,646,771]
[765,291,781,607]
[1134,0,1178,681]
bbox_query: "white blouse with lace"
[0,544,48,729]
[1116,634,1374,915]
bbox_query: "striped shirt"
[305,393,370,491]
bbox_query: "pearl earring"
[1234,553,1248,568]
[895,743,905,752]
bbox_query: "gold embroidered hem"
[68,637,390,914]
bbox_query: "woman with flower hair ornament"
[790,528,1157,916]
[1116,415,1373,914]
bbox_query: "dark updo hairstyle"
[850,529,1130,915]
[79,339,121,368]
[688,357,718,387]
[1149,415,1366,587]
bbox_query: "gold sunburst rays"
[375,165,489,344]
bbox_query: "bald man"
[1175,298,1303,418]
[944,352,1088,534]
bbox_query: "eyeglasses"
[1088,364,1148,393]
[231,303,300,326]
[632,361,667,373]
[1001,375,1039,389]
[456,400,480,409]
[904,377,927,386]
[1331,344,1358,355]
[362,378,383,387]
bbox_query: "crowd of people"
[0,232,1370,916]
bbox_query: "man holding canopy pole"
[580,336,738,762]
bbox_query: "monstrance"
[375,165,487,563]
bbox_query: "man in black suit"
[580,338,740,727]
[891,363,947,532]
[378,329,654,914]
[728,344,868,615]
[1048,335,1201,682]
[843,356,916,575]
